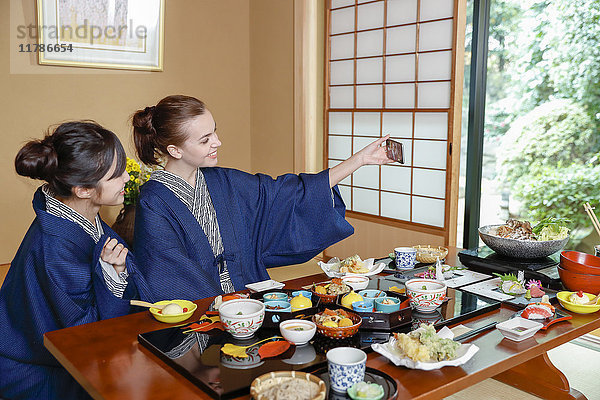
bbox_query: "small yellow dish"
[149,300,197,323]
[556,291,600,314]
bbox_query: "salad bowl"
[479,224,568,259]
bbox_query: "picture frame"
[36,0,164,71]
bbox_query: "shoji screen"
[325,0,461,234]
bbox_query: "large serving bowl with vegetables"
[478,218,569,259]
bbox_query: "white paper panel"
[413,140,447,169]
[412,169,446,198]
[386,137,412,165]
[386,25,417,54]
[412,196,445,227]
[385,83,415,108]
[330,86,354,108]
[330,60,355,85]
[382,113,412,138]
[329,159,351,185]
[386,54,415,82]
[381,192,411,221]
[356,85,383,108]
[338,184,352,207]
[414,112,447,139]
[353,165,380,189]
[419,20,453,51]
[357,2,384,30]
[329,112,353,135]
[381,165,411,192]
[387,0,418,25]
[354,112,381,136]
[418,51,452,81]
[420,0,454,21]
[353,187,380,215]
[330,33,355,60]
[418,81,451,108]
[331,7,356,35]
[329,135,353,159]
[357,30,384,57]
[353,136,378,155]
[357,58,383,84]
[332,0,356,8]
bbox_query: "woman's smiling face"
[90,156,130,207]
[178,110,221,168]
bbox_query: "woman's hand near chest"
[100,237,128,273]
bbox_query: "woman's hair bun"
[15,138,58,180]
[132,106,157,137]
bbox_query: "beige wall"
[249,0,295,176]
[1,0,252,263]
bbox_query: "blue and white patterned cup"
[326,347,366,393]
[394,247,417,270]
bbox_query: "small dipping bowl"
[279,319,317,345]
[264,300,292,312]
[291,290,313,301]
[374,297,401,313]
[352,300,374,312]
[358,290,386,300]
[342,276,370,291]
[262,292,288,302]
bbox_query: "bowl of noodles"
[479,218,569,259]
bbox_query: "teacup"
[326,347,366,393]
[395,247,417,270]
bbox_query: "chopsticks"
[583,202,600,238]
[453,321,498,342]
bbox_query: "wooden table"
[45,250,600,400]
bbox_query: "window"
[325,0,466,240]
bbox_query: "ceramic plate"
[311,366,398,400]
[371,326,479,370]
[319,258,387,278]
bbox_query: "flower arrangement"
[123,157,153,206]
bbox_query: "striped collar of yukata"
[41,184,103,243]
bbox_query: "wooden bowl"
[560,251,600,275]
[557,266,600,293]
[312,309,362,339]
[250,370,326,400]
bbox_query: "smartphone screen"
[385,138,404,164]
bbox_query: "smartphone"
[385,138,404,164]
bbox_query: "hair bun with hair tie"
[144,106,156,115]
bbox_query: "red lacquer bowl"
[560,251,600,275]
[557,265,600,293]
[312,309,362,339]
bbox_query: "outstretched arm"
[328,135,393,187]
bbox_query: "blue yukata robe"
[0,188,155,400]
[134,168,354,300]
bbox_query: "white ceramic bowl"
[279,319,317,345]
[405,278,447,313]
[219,298,265,338]
[341,276,370,291]
[496,317,543,342]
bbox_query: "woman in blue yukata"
[132,95,393,301]
[0,122,155,400]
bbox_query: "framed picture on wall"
[36,0,164,71]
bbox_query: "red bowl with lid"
[560,251,600,275]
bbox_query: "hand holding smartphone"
[385,138,404,164]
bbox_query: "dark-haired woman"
[132,95,393,301]
[0,122,154,400]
